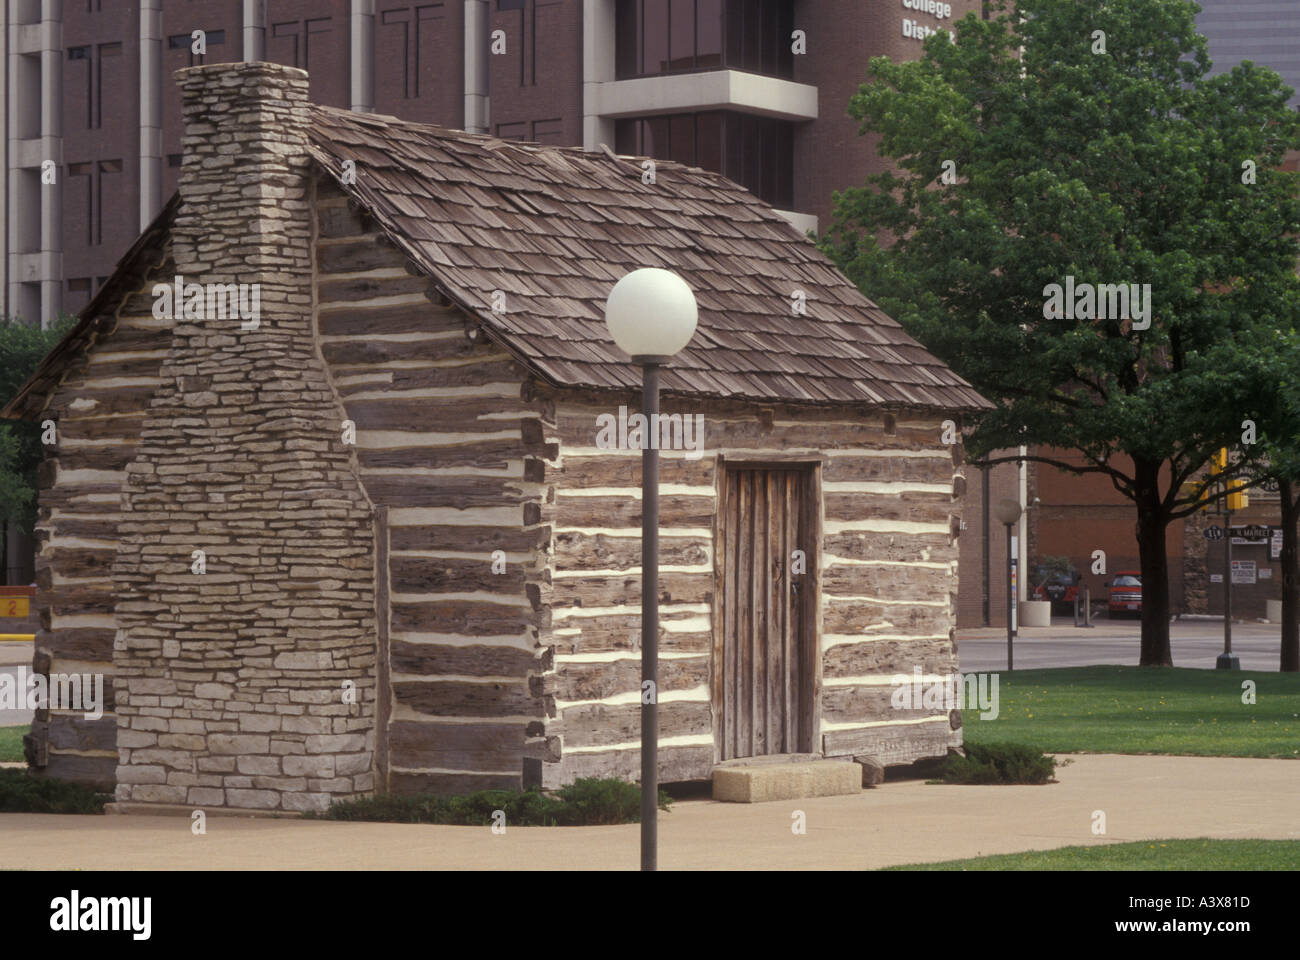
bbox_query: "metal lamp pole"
[603,268,698,873]
[994,498,1023,672]
[637,356,665,871]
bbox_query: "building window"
[615,110,792,209]
[616,0,791,80]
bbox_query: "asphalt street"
[958,618,1288,672]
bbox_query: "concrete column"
[242,0,265,62]
[463,0,489,133]
[350,0,375,113]
[582,0,615,150]
[139,0,162,231]
[38,0,60,327]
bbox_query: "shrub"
[314,777,671,826]
[935,743,1060,785]
[0,768,109,814]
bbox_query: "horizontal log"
[824,494,951,525]
[554,407,940,450]
[550,571,711,608]
[822,721,959,764]
[40,586,115,617]
[550,612,710,657]
[32,627,112,661]
[822,455,952,484]
[393,679,541,719]
[822,599,951,636]
[822,637,955,679]
[389,524,550,555]
[44,518,122,541]
[49,416,146,444]
[45,716,118,752]
[390,556,529,594]
[323,335,496,368]
[554,656,707,702]
[315,202,369,240]
[390,640,548,678]
[38,753,118,791]
[558,701,709,749]
[822,564,951,598]
[43,447,135,473]
[42,547,117,581]
[390,600,539,637]
[555,494,715,530]
[319,301,466,338]
[823,532,956,565]
[554,455,714,488]
[388,719,526,771]
[821,684,948,726]
[540,744,713,787]
[336,359,524,397]
[388,769,522,795]
[345,397,543,432]
[317,272,428,306]
[553,530,708,571]
[316,235,408,274]
[362,475,532,508]
[46,386,158,419]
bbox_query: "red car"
[1107,572,1142,618]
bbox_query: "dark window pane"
[643,115,670,158]
[669,113,695,164]
[670,0,694,70]
[615,0,639,78]
[643,0,669,74]
[615,118,638,155]
[696,110,723,172]
[697,0,723,68]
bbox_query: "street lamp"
[994,498,1022,671]
[604,267,698,872]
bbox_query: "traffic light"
[1227,476,1248,512]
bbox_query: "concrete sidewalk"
[1,754,1295,870]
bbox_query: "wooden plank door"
[716,465,816,760]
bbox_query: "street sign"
[1238,525,1270,541]
[1203,526,1224,541]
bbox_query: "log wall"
[534,391,966,786]
[314,178,552,794]
[25,265,174,789]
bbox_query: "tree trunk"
[1280,479,1299,673]
[1134,458,1173,666]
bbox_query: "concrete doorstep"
[712,758,862,803]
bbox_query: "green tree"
[0,315,76,534]
[821,0,1300,666]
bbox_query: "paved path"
[959,619,1286,672]
[0,754,1295,870]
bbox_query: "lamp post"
[604,268,698,872]
[995,498,1023,671]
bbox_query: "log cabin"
[1,61,991,813]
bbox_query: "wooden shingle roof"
[307,105,991,412]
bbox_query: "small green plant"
[312,777,672,826]
[934,742,1062,785]
[0,768,110,814]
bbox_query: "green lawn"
[961,666,1300,758]
[885,838,1300,870]
[0,726,24,764]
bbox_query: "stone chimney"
[111,63,379,814]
